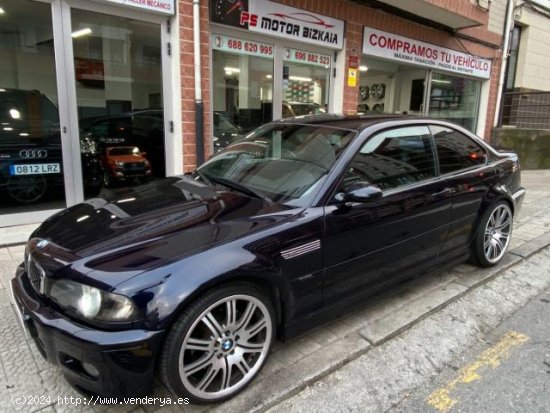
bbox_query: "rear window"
[430,125,486,174]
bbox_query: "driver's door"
[323,126,452,304]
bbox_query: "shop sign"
[284,48,331,67]
[94,0,175,15]
[363,28,492,79]
[212,34,274,58]
[210,0,344,50]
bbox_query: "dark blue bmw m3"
[11,114,525,404]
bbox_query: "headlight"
[115,160,124,167]
[49,279,139,322]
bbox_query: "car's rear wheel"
[471,201,513,267]
[160,284,274,404]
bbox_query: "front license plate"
[9,163,60,176]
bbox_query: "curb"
[211,231,550,413]
[0,241,26,249]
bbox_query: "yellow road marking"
[426,331,529,413]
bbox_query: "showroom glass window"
[282,48,331,118]
[0,0,66,214]
[212,34,274,146]
[428,72,481,132]
[71,9,165,198]
[429,125,487,174]
[344,126,436,191]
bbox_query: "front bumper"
[10,266,164,397]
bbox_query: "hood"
[107,155,146,163]
[31,177,299,270]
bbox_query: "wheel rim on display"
[178,294,272,400]
[7,175,47,203]
[483,204,512,263]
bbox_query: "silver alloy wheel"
[178,294,272,400]
[483,204,513,264]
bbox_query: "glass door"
[0,0,68,217]
[68,7,165,199]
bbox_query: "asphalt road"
[266,246,550,413]
[393,286,550,413]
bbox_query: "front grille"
[26,255,45,294]
[124,162,145,171]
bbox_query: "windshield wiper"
[205,175,273,205]
[193,169,213,185]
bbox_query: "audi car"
[0,89,102,203]
[11,115,525,404]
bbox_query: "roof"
[272,113,421,131]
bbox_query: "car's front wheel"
[160,283,275,404]
[471,201,513,267]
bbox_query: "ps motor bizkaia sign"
[210,0,344,49]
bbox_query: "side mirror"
[141,151,147,157]
[335,182,382,203]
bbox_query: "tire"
[160,283,275,404]
[7,175,47,203]
[470,201,513,267]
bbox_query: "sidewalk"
[0,170,549,413]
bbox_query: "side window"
[430,125,487,174]
[344,126,436,191]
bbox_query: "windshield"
[198,123,356,206]
[109,146,140,156]
[0,89,60,146]
[214,113,239,134]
